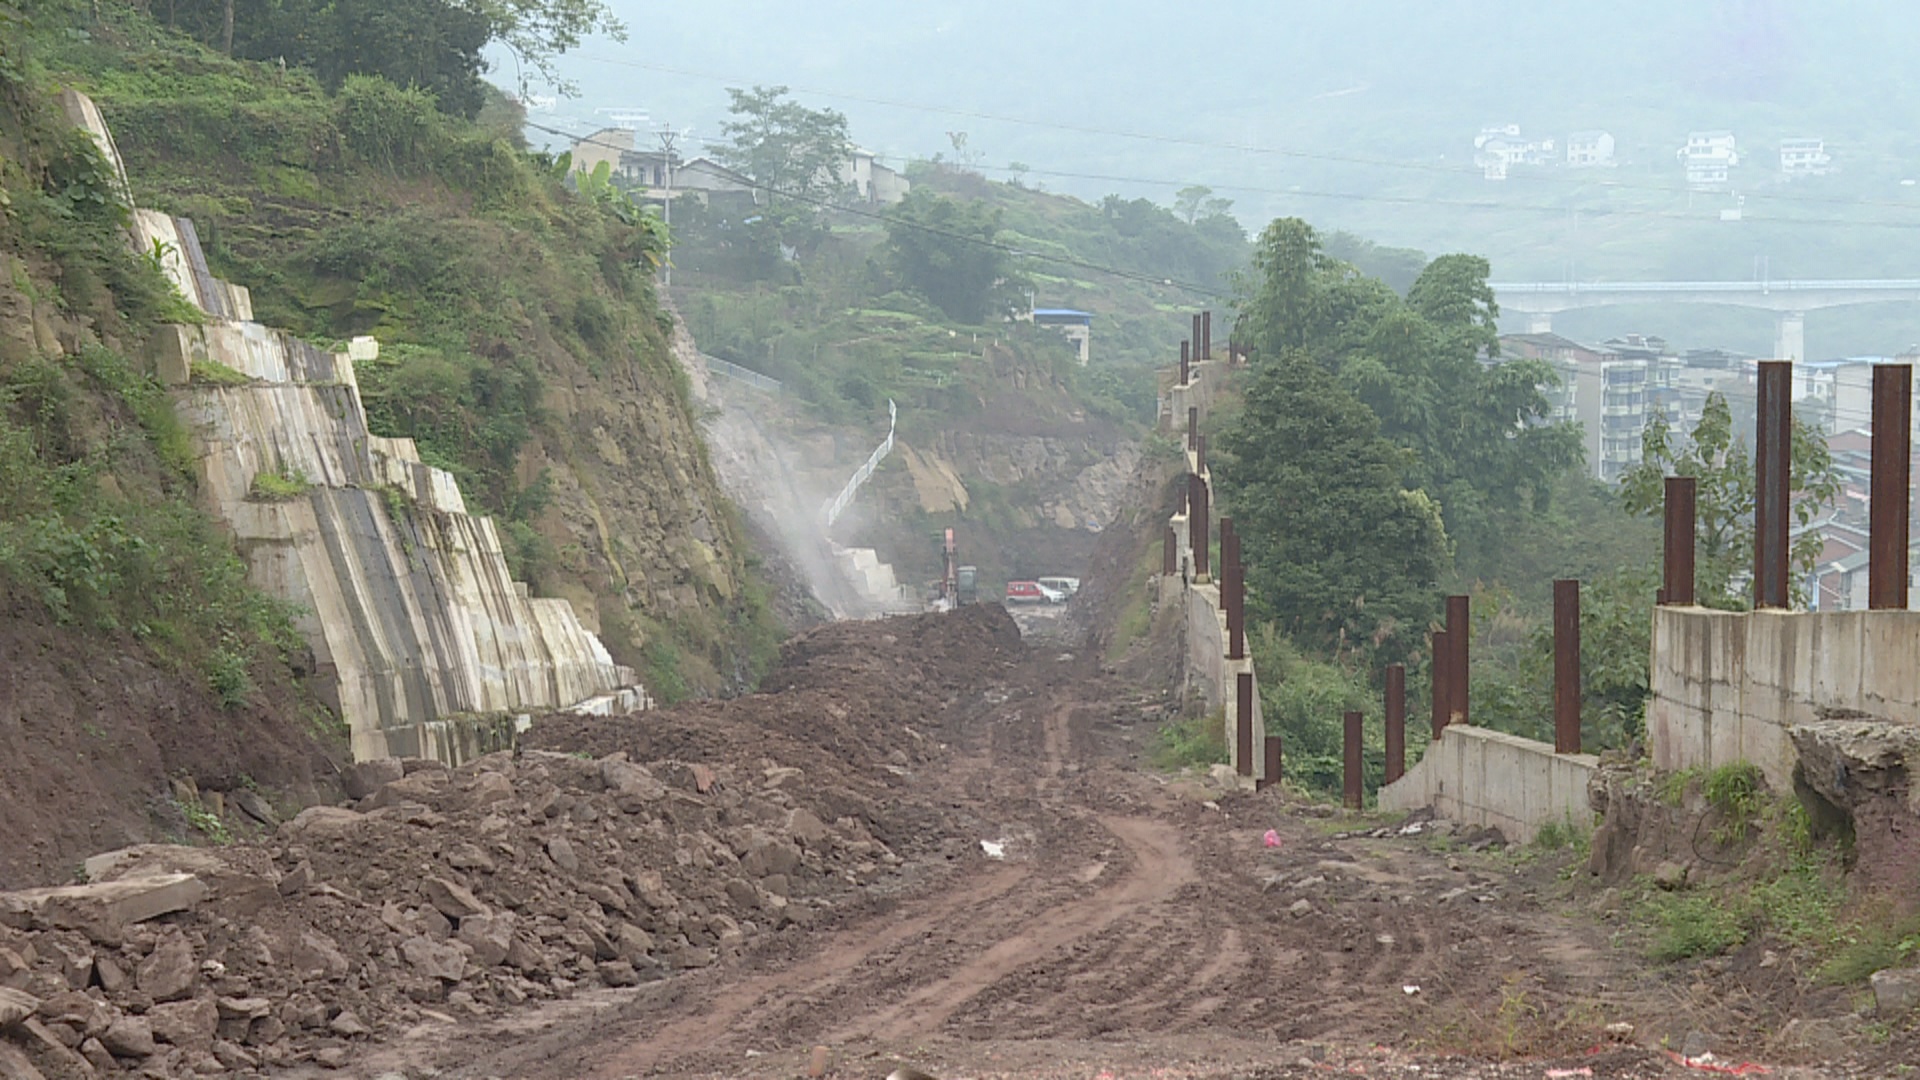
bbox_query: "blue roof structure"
[1031,308,1093,323]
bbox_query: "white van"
[1037,576,1080,601]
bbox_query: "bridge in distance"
[1490,279,1920,361]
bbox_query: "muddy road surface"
[306,605,1884,1080]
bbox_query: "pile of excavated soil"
[0,606,340,890]
[0,606,1025,1079]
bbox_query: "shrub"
[248,467,311,501]
[207,644,255,710]
[1646,892,1746,961]
[1155,708,1228,770]
[189,359,251,386]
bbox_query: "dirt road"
[317,610,1846,1080]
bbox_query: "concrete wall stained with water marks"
[1648,605,1920,791]
[1377,725,1598,844]
[64,93,644,763]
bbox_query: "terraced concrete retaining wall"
[1377,726,1598,844]
[67,94,643,763]
[1649,605,1920,790]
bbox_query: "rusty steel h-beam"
[1188,473,1210,580]
[1227,532,1246,660]
[1871,364,1913,610]
[1384,663,1406,784]
[1196,433,1207,475]
[1445,595,1469,727]
[1662,476,1697,606]
[1754,361,1792,609]
[1553,579,1582,754]
[1343,711,1363,809]
[1236,672,1254,777]
[1218,517,1235,612]
[1430,629,1450,739]
[1180,340,1190,386]
[1192,314,1203,362]
[1187,406,1198,451]
[1259,735,1283,791]
[1202,310,1212,360]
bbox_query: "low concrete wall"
[1160,357,1268,780]
[1649,605,1920,790]
[1378,725,1599,843]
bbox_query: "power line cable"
[566,50,1920,214]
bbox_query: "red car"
[1005,581,1045,604]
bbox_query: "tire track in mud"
[581,863,1031,1077]
[842,814,1193,1043]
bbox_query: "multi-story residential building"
[1502,332,1650,483]
[1679,130,1739,188]
[1779,137,1832,178]
[1566,130,1616,168]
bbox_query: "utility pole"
[655,126,681,288]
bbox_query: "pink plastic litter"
[1263,829,1281,848]
[1544,1069,1593,1078]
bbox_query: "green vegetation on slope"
[667,88,1247,430]
[1211,218,1686,794]
[0,17,309,710]
[18,0,780,695]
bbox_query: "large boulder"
[1789,720,1920,895]
[148,997,219,1049]
[137,931,197,1002]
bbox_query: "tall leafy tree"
[177,0,621,115]
[1217,350,1451,662]
[716,86,853,206]
[882,189,1006,323]
[1620,393,1840,608]
[1233,220,1577,575]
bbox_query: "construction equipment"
[956,564,978,605]
[929,528,965,610]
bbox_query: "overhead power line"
[568,50,1920,215]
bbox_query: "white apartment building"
[1567,130,1616,168]
[1679,130,1739,188]
[1780,137,1832,177]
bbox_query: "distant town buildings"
[1679,130,1740,188]
[1566,130,1615,168]
[1499,331,1754,484]
[566,130,909,207]
[1473,124,1556,180]
[1779,136,1833,178]
[1469,125,1834,187]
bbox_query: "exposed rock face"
[1789,719,1920,896]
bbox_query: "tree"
[176,0,620,114]
[1233,220,1578,572]
[1173,184,1234,225]
[1216,350,1451,662]
[463,0,626,97]
[1619,393,1841,608]
[716,86,854,206]
[883,189,1005,323]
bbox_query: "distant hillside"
[546,0,1920,357]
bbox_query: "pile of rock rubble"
[0,747,930,1078]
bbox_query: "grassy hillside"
[0,4,342,881]
[18,0,780,696]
